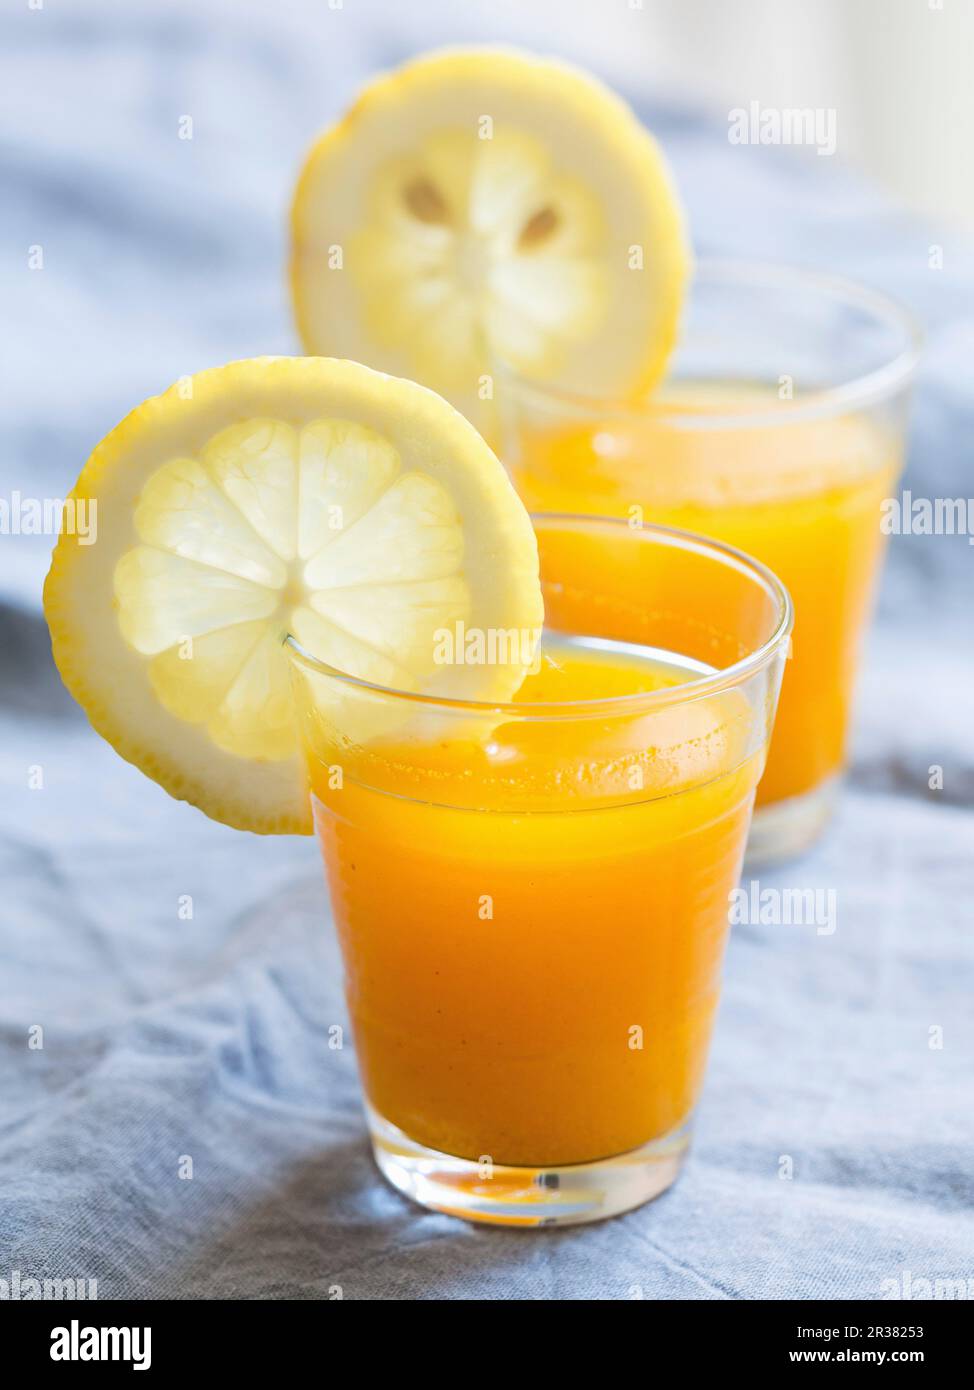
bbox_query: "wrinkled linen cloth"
[1,1,972,1300]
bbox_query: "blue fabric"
[2,2,972,1300]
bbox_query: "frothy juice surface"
[508,386,899,806]
[309,634,763,1166]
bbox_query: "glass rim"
[284,513,794,718]
[496,258,923,430]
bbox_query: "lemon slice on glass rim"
[44,357,543,834]
[290,47,689,436]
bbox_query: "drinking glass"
[499,262,919,863]
[287,514,791,1226]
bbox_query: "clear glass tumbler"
[499,262,919,864]
[287,515,791,1226]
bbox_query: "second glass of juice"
[288,515,791,1226]
[501,263,919,863]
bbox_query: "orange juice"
[507,388,899,809]
[289,513,790,1221]
[308,635,762,1167]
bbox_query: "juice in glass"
[288,515,791,1225]
[501,264,919,863]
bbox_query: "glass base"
[368,1105,691,1228]
[745,775,838,868]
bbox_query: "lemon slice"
[44,357,543,834]
[290,47,688,434]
